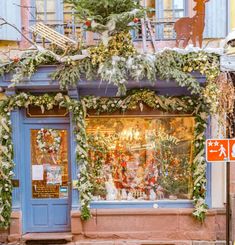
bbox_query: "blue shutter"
[0,0,21,41]
[204,0,227,38]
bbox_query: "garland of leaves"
[0,89,209,229]
[0,93,92,228]
[0,49,222,114]
[82,89,209,221]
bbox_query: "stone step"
[22,233,73,244]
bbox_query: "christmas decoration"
[36,128,61,154]
[0,92,92,227]
[83,89,209,221]
[12,57,20,63]
[85,20,92,27]
[0,89,209,228]
[65,0,145,44]
[1,49,227,115]
[133,17,139,23]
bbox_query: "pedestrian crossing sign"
[206,139,235,162]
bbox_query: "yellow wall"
[231,0,235,30]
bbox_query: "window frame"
[155,0,188,40]
[29,0,83,40]
[29,0,63,28]
[84,110,211,209]
[132,0,188,41]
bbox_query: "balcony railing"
[30,17,180,47]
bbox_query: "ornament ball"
[85,20,91,27]
[133,18,139,23]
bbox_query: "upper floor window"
[133,0,186,41]
[156,0,186,39]
[30,0,82,41]
[29,0,227,43]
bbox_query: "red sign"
[206,139,229,162]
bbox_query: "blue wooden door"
[24,124,71,232]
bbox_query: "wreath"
[36,128,61,154]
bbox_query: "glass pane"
[174,0,184,9]
[31,129,69,199]
[36,0,44,13]
[146,0,156,19]
[86,117,194,201]
[46,13,57,22]
[36,14,45,21]
[47,0,56,12]
[174,10,184,18]
[63,6,82,40]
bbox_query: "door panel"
[24,124,71,232]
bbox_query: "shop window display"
[86,116,194,202]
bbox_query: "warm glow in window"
[86,116,194,201]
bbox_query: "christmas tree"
[65,0,145,44]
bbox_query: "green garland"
[0,89,209,228]
[0,93,92,228]
[0,50,220,114]
[82,89,209,221]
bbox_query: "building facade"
[0,0,235,244]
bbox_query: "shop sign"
[206,139,235,162]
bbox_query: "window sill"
[90,199,193,209]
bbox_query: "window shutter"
[204,0,227,38]
[0,0,21,41]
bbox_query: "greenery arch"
[0,89,209,229]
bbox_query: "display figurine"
[149,189,157,201]
[121,189,128,200]
[105,174,118,201]
[156,185,164,200]
[127,191,135,201]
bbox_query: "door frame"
[21,111,72,233]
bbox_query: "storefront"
[0,62,228,243]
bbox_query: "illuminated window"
[86,116,194,201]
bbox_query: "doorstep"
[22,232,73,242]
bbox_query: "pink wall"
[20,0,30,49]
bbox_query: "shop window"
[86,116,194,201]
[30,0,83,41]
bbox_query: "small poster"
[32,165,44,180]
[46,165,62,185]
[59,186,68,198]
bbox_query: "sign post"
[206,139,232,245]
[226,161,230,245]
